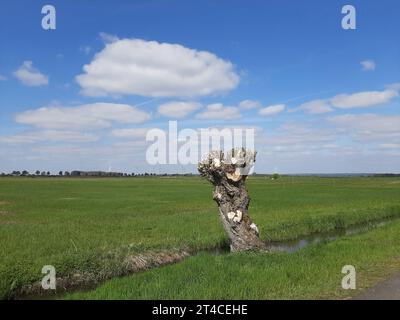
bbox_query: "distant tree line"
[3,171,397,178]
[0,170,197,177]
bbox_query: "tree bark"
[198,149,266,252]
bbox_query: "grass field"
[1,176,400,299]
[68,220,400,300]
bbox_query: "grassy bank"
[1,176,399,298]
[68,220,400,300]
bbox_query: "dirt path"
[353,273,400,300]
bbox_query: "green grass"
[67,220,400,300]
[1,176,400,299]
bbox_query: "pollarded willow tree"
[198,148,266,252]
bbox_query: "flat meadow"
[1,176,400,299]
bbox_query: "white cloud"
[199,124,264,134]
[297,99,333,114]
[80,46,91,55]
[328,113,400,144]
[0,74,7,81]
[360,60,376,71]
[99,32,119,44]
[112,140,149,149]
[0,130,98,144]
[195,103,241,120]
[328,113,400,133]
[258,104,285,117]
[15,103,151,130]
[158,101,201,118]
[13,61,48,87]
[76,38,239,98]
[296,85,400,114]
[238,99,261,109]
[386,83,400,91]
[330,90,398,109]
[379,143,400,149]
[257,122,336,155]
[110,128,152,139]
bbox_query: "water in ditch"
[265,217,398,253]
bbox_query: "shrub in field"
[271,173,280,180]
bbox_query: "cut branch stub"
[198,148,266,252]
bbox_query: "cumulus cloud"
[110,128,152,139]
[238,99,261,109]
[328,113,400,144]
[195,103,241,120]
[379,143,400,149]
[330,90,398,109]
[15,103,151,130]
[296,85,400,114]
[199,124,264,135]
[0,130,98,144]
[328,113,400,133]
[158,101,201,118]
[76,38,239,98]
[99,32,119,44]
[256,122,336,156]
[13,61,49,86]
[296,99,333,114]
[360,60,376,71]
[258,104,285,117]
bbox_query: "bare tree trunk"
[198,149,266,252]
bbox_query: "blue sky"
[0,0,399,173]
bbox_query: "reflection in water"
[266,218,397,253]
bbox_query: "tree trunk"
[198,149,266,252]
